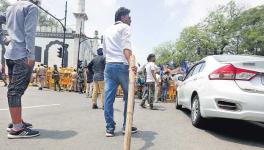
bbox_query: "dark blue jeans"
[104,63,129,132]
[6,58,33,107]
[161,85,168,102]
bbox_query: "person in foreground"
[103,7,137,137]
[4,0,41,139]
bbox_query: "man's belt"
[107,62,126,64]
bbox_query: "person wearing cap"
[88,48,106,109]
[37,64,46,90]
[69,69,78,92]
[103,7,137,137]
[4,0,40,139]
[52,64,62,91]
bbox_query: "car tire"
[191,95,205,128]
[175,94,182,110]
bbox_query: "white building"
[0,0,101,68]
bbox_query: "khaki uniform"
[92,81,105,106]
[70,71,78,91]
[38,66,46,89]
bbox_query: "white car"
[175,55,264,128]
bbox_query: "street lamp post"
[76,30,102,71]
[235,31,240,55]
[37,1,68,67]
[77,22,83,71]
[62,2,68,67]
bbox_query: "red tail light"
[209,64,257,81]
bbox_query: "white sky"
[6,0,264,65]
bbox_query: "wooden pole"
[124,55,136,150]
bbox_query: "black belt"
[107,62,126,64]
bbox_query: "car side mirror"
[178,76,184,81]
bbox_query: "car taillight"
[209,64,257,81]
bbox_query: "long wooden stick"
[124,55,136,150]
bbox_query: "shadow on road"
[133,130,158,150]
[35,129,78,140]
[179,108,264,148]
[153,105,166,111]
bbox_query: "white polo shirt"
[103,21,132,64]
[145,62,156,82]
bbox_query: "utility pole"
[77,21,83,71]
[37,1,68,67]
[61,1,68,67]
[236,38,239,55]
[76,31,102,71]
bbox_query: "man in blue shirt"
[3,0,40,139]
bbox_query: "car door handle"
[193,78,197,81]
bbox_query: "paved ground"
[0,86,264,150]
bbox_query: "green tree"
[154,0,248,64]
[231,5,264,55]
[0,0,9,12]
[154,41,177,64]
[204,1,242,54]
[0,0,58,27]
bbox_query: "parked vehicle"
[175,55,264,128]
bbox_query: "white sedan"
[175,55,264,128]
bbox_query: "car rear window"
[213,55,264,62]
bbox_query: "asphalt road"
[0,86,264,150]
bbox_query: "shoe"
[38,87,43,90]
[7,121,33,132]
[140,103,146,108]
[150,104,154,110]
[122,127,138,134]
[92,104,98,109]
[105,131,115,137]
[8,128,40,139]
[102,106,104,110]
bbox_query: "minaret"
[73,0,88,67]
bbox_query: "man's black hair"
[147,54,155,62]
[115,7,130,22]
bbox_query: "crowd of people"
[137,54,183,110]
[0,0,148,139]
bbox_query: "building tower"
[73,0,88,67]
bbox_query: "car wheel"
[175,94,182,109]
[191,95,205,128]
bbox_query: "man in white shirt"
[141,54,158,109]
[103,7,137,137]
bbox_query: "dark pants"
[141,82,155,106]
[161,84,168,102]
[6,58,33,107]
[54,80,61,91]
[78,81,84,93]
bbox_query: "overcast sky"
[6,0,264,65]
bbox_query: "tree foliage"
[0,0,9,11]
[154,1,264,65]
[0,0,58,27]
